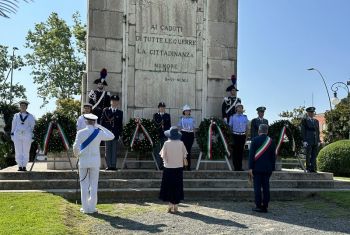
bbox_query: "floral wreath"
[268,120,302,157]
[197,118,233,160]
[122,118,159,153]
[33,112,76,153]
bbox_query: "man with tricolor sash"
[248,124,276,213]
[73,114,114,214]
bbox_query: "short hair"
[258,124,269,134]
[86,119,96,125]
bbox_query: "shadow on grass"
[90,212,166,233]
[175,211,248,228]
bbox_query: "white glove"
[224,118,227,124]
[303,142,308,148]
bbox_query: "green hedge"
[317,140,350,176]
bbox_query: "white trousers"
[79,167,99,213]
[13,137,31,167]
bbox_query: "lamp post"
[307,68,332,111]
[9,46,19,104]
[330,81,350,140]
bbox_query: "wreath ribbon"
[43,122,70,154]
[275,126,286,156]
[130,119,153,149]
[207,120,230,159]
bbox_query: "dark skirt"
[159,167,184,204]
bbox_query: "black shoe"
[18,167,23,171]
[252,207,267,213]
[22,167,27,171]
[105,167,112,171]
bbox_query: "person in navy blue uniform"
[301,107,320,173]
[177,105,195,171]
[229,103,249,171]
[250,106,269,139]
[222,75,241,123]
[89,68,111,123]
[153,102,171,169]
[101,95,123,170]
[249,124,276,213]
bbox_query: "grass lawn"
[0,193,89,235]
[1,192,349,234]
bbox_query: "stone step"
[0,170,334,181]
[0,179,335,190]
[1,188,349,201]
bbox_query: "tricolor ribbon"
[275,126,286,156]
[130,119,153,149]
[207,120,230,160]
[42,122,70,154]
[255,136,272,161]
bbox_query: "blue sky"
[1,0,349,122]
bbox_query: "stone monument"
[84,0,238,124]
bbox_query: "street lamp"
[330,81,350,139]
[307,68,332,111]
[9,46,19,104]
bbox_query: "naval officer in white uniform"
[73,113,114,214]
[11,100,36,171]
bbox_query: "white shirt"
[76,115,87,131]
[73,124,114,168]
[11,112,36,139]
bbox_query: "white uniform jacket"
[73,124,114,168]
[76,115,87,131]
[11,112,36,141]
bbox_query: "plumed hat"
[94,68,108,86]
[226,75,239,92]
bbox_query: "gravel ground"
[86,200,350,235]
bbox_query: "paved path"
[85,200,350,235]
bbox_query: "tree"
[279,106,306,127]
[55,98,81,120]
[0,45,26,105]
[324,96,350,142]
[0,0,32,18]
[25,12,86,106]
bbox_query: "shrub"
[317,140,350,176]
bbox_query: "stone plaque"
[135,0,197,109]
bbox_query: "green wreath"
[197,118,233,160]
[268,120,303,157]
[122,118,159,153]
[33,112,76,153]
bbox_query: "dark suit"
[153,113,171,169]
[249,134,276,209]
[221,97,241,121]
[101,107,123,168]
[250,118,269,139]
[89,90,111,123]
[301,117,320,172]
